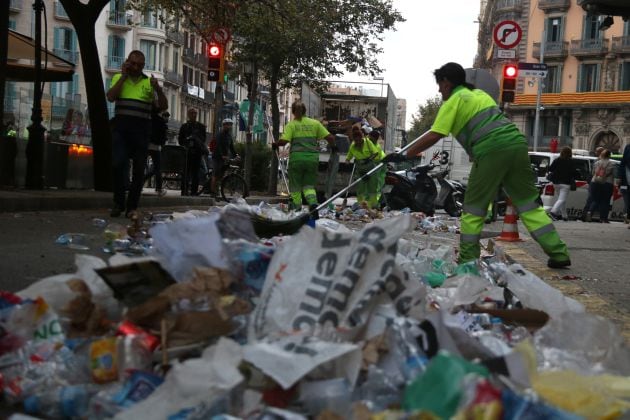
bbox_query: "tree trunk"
[61,0,111,191]
[266,65,280,195]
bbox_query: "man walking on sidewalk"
[106,50,167,217]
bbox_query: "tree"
[408,96,442,141]
[58,0,112,191]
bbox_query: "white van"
[528,151,625,221]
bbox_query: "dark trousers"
[184,152,202,195]
[144,149,162,191]
[112,120,150,211]
[588,182,614,221]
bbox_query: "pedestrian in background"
[144,109,169,196]
[385,62,570,268]
[273,100,336,211]
[106,50,168,218]
[210,118,237,197]
[346,123,382,209]
[581,146,605,221]
[617,143,630,225]
[586,148,615,223]
[178,108,207,196]
[547,146,576,221]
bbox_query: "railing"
[537,0,570,11]
[164,70,183,85]
[570,38,609,57]
[612,36,630,54]
[144,63,157,71]
[194,53,207,68]
[165,28,184,44]
[495,0,522,13]
[53,48,79,64]
[107,11,132,27]
[103,55,124,71]
[533,41,569,58]
[9,0,21,11]
[54,2,69,19]
[140,13,158,28]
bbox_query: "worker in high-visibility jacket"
[273,100,335,210]
[384,62,570,268]
[346,123,383,209]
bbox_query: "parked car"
[528,151,624,221]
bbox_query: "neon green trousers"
[459,144,570,263]
[355,160,379,208]
[288,158,318,208]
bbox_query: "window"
[578,63,600,92]
[139,39,157,71]
[583,15,602,40]
[543,65,562,93]
[8,20,16,30]
[107,35,125,69]
[141,8,158,28]
[172,49,179,72]
[53,27,78,63]
[51,73,79,99]
[546,17,564,43]
[620,62,630,91]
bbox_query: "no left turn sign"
[493,20,522,49]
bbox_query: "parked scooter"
[381,151,464,217]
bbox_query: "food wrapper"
[90,336,119,383]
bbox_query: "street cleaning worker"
[273,100,335,210]
[367,128,386,202]
[347,123,382,209]
[385,62,570,268]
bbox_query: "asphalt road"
[0,207,628,337]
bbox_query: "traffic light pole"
[532,31,546,152]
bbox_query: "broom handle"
[314,130,430,212]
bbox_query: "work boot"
[547,258,571,269]
[309,204,320,220]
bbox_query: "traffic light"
[501,64,518,103]
[207,43,225,82]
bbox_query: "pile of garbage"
[3,203,630,419]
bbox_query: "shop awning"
[7,29,75,82]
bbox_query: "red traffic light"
[503,64,518,78]
[207,44,221,58]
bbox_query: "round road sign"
[493,20,522,49]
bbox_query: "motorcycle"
[381,151,464,217]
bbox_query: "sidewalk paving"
[0,187,289,213]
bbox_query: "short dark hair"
[434,62,474,89]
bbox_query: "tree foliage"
[408,96,442,141]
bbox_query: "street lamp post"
[25,0,45,189]
[532,30,546,153]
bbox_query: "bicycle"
[200,156,249,202]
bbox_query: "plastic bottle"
[389,318,428,383]
[23,384,95,418]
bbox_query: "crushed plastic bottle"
[23,384,98,419]
[92,218,107,228]
[55,233,89,250]
[388,317,428,383]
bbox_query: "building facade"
[479,0,630,154]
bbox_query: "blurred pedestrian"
[106,50,167,218]
[273,100,336,211]
[581,146,605,221]
[618,143,630,225]
[145,109,169,196]
[547,146,576,221]
[586,149,615,223]
[385,62,570,268]
[210,118,237,196]
[178,108,207,196]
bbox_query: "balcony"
[54,2,69,20]
[107,11,132,30]
[533,41,569,59]
[164,70,183,86]
[165,28,184,45]
[53,48,79,64]
[495,0,522,14]
[537,0,570,12]
[570,38,609,58]
[9,0,21,12]
[103,55,123,73]
[612,36,630,55]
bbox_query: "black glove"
[383,153,406,163]
[271,143,279,151]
